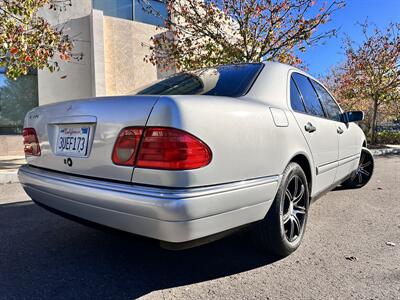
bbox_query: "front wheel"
[252,162,310,257]
[342,147,374,189]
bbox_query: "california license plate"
[56,126,90,157]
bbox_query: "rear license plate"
[56,126,90,157]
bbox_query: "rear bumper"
[18,165,279,243]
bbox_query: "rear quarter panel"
[132,95,314,188]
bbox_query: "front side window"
[291,73,325,118]
[132,63,264,97]
[311,80,342,122]
[290,78,306,113]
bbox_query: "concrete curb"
[370,148,400,156]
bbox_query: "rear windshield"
[132,63,263,97]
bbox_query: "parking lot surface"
[0,156,399,299]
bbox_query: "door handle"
[337,127,344,134]
[304,122,316,133]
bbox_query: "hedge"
[376,131,400,145]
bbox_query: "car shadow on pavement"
[0,201,280,300]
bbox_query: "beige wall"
[0,135,23,156]
[103,16,163,96]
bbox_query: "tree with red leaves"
[0,0,81,79]
[141,0,345,71]
[324,22,400,144]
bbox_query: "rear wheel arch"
[253,161,310,256]
[289,154,312,194]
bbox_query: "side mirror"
[342,111,364,123]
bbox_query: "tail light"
[23,128,41,156]
[137,127,212,170]
[112,127,143,166]
[112,127,212,170]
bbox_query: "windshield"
[131,63,263,97]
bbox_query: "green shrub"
[376,131,400,145]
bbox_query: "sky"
[1,0,398,84]
[299,0,400,77]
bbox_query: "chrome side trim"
[316,153,360,175]
[317,160,338,175]
[19,165,280,200]
[338,153,360,166]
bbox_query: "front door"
[336,123,362,180]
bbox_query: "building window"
[0,68,38,134]
[134,0,168,27]
[93,0,168,26]
[93,0,134,20]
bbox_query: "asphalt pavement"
[0,156,399,299]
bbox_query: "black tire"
[252,162,310,257]
[342,147,374,189]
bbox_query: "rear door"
[290,73,339,195]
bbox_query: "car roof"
[246,61,329,109]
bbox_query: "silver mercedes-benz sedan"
[19,62,374,256]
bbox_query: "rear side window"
[290,78,306,112]
[291,73,325,118]
[311,80,342,122]
[133,63,264,97]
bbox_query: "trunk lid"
[24,96,159,182]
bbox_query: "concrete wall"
[37,1,163,104]
[39,0,92,23]
[103,16,163,95]
[38,0,94,105]
[90,10,106,97]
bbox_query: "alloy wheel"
[350,150,373,185]
[281,175,307,243]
